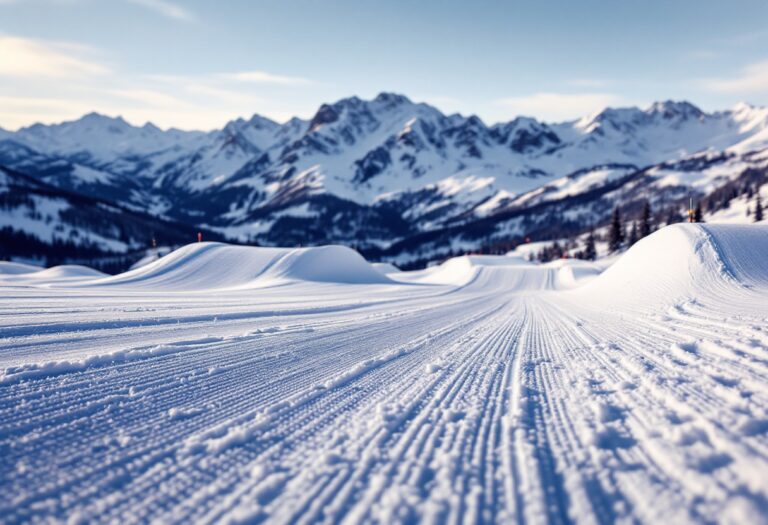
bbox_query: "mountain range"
[1,93,767,269]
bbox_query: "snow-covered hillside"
[1,223,767,523]
[1,94,767,267]
[0,165,225,269]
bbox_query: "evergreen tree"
[608,207,624,252]
[755,193,764,222]
[583,228,597,261]
[551,241,562,260]
[640,201,652,237]
[721,192,732,209]
[693,202,704,223]
[628,221,639,246]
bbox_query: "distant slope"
[0,165,225,270]
[82,243,393,290]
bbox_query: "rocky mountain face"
[1,93,767,268]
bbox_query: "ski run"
[1,223,768,524]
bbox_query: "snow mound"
[0,264,106,285]
[579,224,768,303]
[372,262,401,274]
[32,265,107,280]
[412,255,530,286]
[84,243,393,290]
[129,247,173,270]
[544,259,603,289]
[402,253,568,291]
[0,261,42,275]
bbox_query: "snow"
[707,184,768,224]
[0,194,133,253]
[13,112,209,165]
[80,242,393,290]
[372,262,401,274]
[0,261,42,275]
[1,224,767,523]
[0,264,106,287]
[577,223,768,304]
[4,97,768,251]
[128,246,173,270]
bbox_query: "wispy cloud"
[715,29,768,47]
[687,50,721,61]
[223,70,313,86]
[494,92,624,122]
[0,35,314,130]
[567,78,610,89]
[0,94,98,128]
[109,88,188,107]
[703,60,768,93]
[0,35,109,78]
[125,0,194,22]
[186,85,266,106]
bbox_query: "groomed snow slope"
[0,264,106,286]
[0,261,42,275]
[1,225,767,524]
[82,243,393,290]
[577,223,768,304]
[402,254,535,287]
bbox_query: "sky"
[1,0,768,130]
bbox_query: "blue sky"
[1,0,768,129]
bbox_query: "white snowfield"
[1,224,768,524]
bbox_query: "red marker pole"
[197,232,202,243]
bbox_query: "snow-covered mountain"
[1,93,767,267]
[0,165,224,269]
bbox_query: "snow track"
[1,225,768,524]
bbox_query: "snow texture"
[1,224,768,524]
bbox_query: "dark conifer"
[640,201,652,237]
[608,207,624,252]
[755,193,764,222]
[628,221,639,246]
[693,202,704,223]
[583,228,597,261]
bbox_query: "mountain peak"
[331,95,364,109]
[247,113,279,128]
[732,101,763,114]
[79,112,130,126]
[308,103,341,132]
[646,100,704,120]
[374,92,412,106]
[575,106,646,134]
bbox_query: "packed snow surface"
[2,224,768,524]
[81,243,393,290]
[0,261,41,275]
[0,264,105,286]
